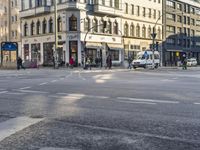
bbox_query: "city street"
[0,68,200,150]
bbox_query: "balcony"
[20,6,50,18]
[57,2,86,10]
[93,4,122,17]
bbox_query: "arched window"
[42,19,47,34]
[57,17,62,32]
[130,24,134,37]
[136,24,140,37]
[124,23,129,36]
[49,18,53,33]
[107,20,112,34]
[69,15,77,31]
[100,19,104,33]
[157,28,161,39]
[113,21,118,34]
[148,26,151,38]
[93,18,98,32]
[30,21,35,35]
[36,20,41,34]
[142,25,146,38]
[24,23,28,36]
[84,17,90,32]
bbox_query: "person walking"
[69,57,74,69]
[182,56,187,70]
[127,56,132,69]
[17,57,25,70]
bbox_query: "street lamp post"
[54,0,59,69]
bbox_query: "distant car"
[187,58,197,66]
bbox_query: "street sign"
[1,42,18,51]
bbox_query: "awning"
[107,43,124,50]
[86,42,102,48]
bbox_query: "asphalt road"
[0,68,200,150]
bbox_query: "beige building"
[0,0,21,64]
[122,0,163,59]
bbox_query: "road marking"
[56,93,109,99]
[16,90,48,94]
[0,88,6,91]
[0,116,43,142]
[117,100,156,105]
[40,148,80,150]
[51,80,58,83]
[39,82,48,86]
[0,91,8,94]
[55,121,200,145]
[194,103,200,105]
[117,97,180,104]
[19,87,31,90]
[5,92,26,95]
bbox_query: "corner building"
[163,0,200,66]
[122,0,163,59]
[20,0,124,66]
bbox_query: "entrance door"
[69,41,78,66]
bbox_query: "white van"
[132,51,160,69]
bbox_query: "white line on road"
[117,100,157,105]
[19,87,31,90]
[56,93,108,99]
[0,91,8,94]
[5,92,26,95]
[16,90,48,94]
[51,80,58,83]
[40,148,80,150]
[39,82,48,86]
[194,103,200,105]
[117,97,180,104]
[0,116,44,142]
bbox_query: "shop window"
[69,15,77,31]
[109,50,119,61]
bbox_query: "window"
[130,24,134,36]
[69,15,77,31]
[157,28,161,39]
[131,5,134,15]
[57,17,62,32]
[148,26,151,38]
[149,9,152,18]
[114,0,119,9]
[166,25,175,33]
[142,26,146,38]
[49,18,53,33]
[36,20,41,34]
[107,20,112,34]
[24,23,28,36]
[136,25,140,37]
[166,0,175,9]
[100,19,104,33]
[93,18,98,32]
[136,6,140,16]
[110,50,119,61]
[113,21,118,34]
[142,7,146,17]
[124,23,129,36]
[42,19,47,34]
[31,21,35,35]
[84,18,90,32]
[166,13,175,21]
[125,3,128,14]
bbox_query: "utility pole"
[54,0,59,69]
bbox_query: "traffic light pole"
[54,0,59,69]
[152,27,156,69]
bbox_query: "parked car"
[187,58,197,66]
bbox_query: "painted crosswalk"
[0,116,44,142]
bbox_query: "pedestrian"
[182,56,187,70]
[17,57,25,70]
[107,55,112,69]
[69,57,74,69]
[127,56,132,69]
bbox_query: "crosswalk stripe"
[0,91,8,94]
[0,116,44,142]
